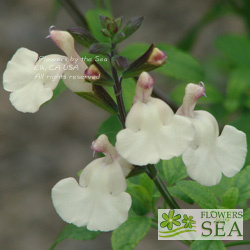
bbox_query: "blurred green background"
[0,0,249,249]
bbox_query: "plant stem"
[108,43,179,210]
[59,0,88,28]
[225,240,250,247]
[146,164,180,209]
[109,43,127,127]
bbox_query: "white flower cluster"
[2,29,247,232]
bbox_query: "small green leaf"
[190,240,226,250]
[140,173,154,196]
[157,157,188,186]
[97,115,122,145]
[215,35,250,67]
[111,215,151,250]
[177,181,219,208]
[208,175,235,199]
[234,166,250,203]
[68,26,99,48]
[114,16,144,43]
[85,9,111,43]
[126,180,152,215]
[89,43,111,55]
[221,187,239,209]
[50,224,100,250]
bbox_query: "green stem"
[59,0,88,28]
[225,240,250,247]
[146,164,180,209]
[109,43,127,128]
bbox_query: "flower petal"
[216,125,247,177]
[3,48,38,91]
[9,80,53,113]
[116,98,194,165]
[52,158,131,231]
[183,111,247,186]
[36,54,68,90]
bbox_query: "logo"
[158,209,243,240]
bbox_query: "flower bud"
[134,72,154,103]
[107,20,118,34]
[177,82,206,117]
[147,48,167,66]
[101,28,112,37]
[84,64,101,81]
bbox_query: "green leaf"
[140,173,154,196]
[190,240,226,250]
[50,224,100,250]
[157,43,204,82]
[85,9,111,43]
[157,157,188,186]
[111,216,151,250]
[97,115,122,145]
[126,180,152,215]
[114,16,144,43]
[208,175,235,200]
[177,181,219,208]
[171,82,223,105]
[234,166,250,203]
[89,43,111,55]
[243,209,250,221]
[215,35,250,67]
[224,68,250,112]
[68,26,99,48]
[168,185,194,204]
[221,187,239,209]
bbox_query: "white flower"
[177,83,247,186]
[3,28,92,113]
[116,72,194,165]
[52,134,132,232]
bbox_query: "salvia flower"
[3,28,91,113]
[52,134,132,231]
[177,83,247,186]
[116,72,194,165]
